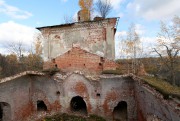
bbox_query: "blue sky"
[0,0,179,57]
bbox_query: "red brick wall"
[43,47,117,74]
[55,47,103,74]
[103,59,118,71]
[43,61,56,70]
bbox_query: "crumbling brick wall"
[103,59,118,71]
[0,76,32,121]
[43,47,117,75]
[134,79,180,121]
[37,18,117,61]
[43,60,56,70]
[54,47,103,74]
[0,73,179,121]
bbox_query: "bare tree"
[125,24,142,74]
[6,41,26,59]
[96,0,112,18]
[119,24,142,74]
[153,16,180,86]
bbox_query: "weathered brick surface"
[63,74,93,113]
[43,47,117,74]
[38,18,117,61]
[0,76,32,121]
[99,77,137,120]
[0,73,179,121]
[43,61,56,70]
[103,59,118,70]
[134,80,180,121]
[55,47,103,74]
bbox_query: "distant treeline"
[116,57,180,86]
[0,54,43,79]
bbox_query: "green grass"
[42,113,106,121]
[141,76,180,99]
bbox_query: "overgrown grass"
[102,69,122,75]
[141,76,180,99]
[42,113,106,121]
[88,115,106,121]
[42,68,61,75]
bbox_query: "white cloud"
[115,36,158,58]
[115,24,145,39]
[127,0,180,20]
[94,0,124,10]
[0,0,32,19]
[110,0,124,10]
[140,37,158,56]
[0,21,37,54]
[135,24,145,35]
[115,31,127,40]
[141,37,157,47]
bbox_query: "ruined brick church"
[37,13,118,75]
[0,10,179,121]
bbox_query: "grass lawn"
[140,76,180,99]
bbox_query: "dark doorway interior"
[37,100,47,111]
[0,105,2,121]
[113,101,128,121]
[0,102,11,121]
[70,96,87,115]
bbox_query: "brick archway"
[70,96,87,115]
[37,100,47,111]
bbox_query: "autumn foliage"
[79,0,93,21]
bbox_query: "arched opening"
[70,96,87,115]
[113,101,128,121]
[37,100,47,111]
[0,102,11,121]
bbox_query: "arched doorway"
[0,102,11,121]
[70,96,87,115]
[37,100,47,111]
[113,101,128,121]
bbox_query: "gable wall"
[39,18,117,61]
[55,48,103,74]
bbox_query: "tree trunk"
[170,60,176,86]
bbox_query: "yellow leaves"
[78,0,93,21]
[79,0,85,9]
[126,41,134,48]
[6,54,18,63]
[124,41,135,55]
[79,0,93,10]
